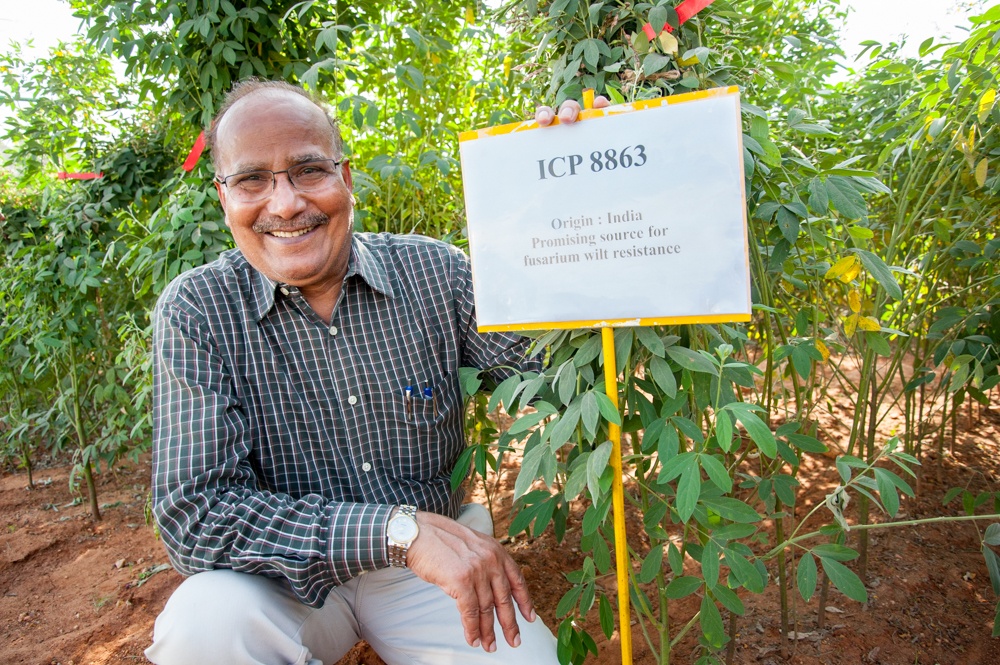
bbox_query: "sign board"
[459,86,750,332]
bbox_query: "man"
[146,78,601,665]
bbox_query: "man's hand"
[535,95,611,126]
[405,511,536,653]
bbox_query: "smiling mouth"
[269,227,314,238]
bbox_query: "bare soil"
[2,401,999,665]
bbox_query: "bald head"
[207,79,343,172]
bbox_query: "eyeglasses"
[215,158,344,203]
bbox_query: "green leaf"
[826,176,867,219]
[819,557,868,602]
[595,391,622,426]
[699,454,732,492]
[715,410,734,452]
[557,360,577,405]
[643,52,672,76]
[666,575,702,599]
[711,524,756,541]
[725,549,765,592]
[458,367,483,397]
[725,403,776,458]
[874,468,900,516]
[797,552,818,601]
[513,444,547,500]
[677,463,701,523]
[775,206,800,243]
[563,453,589,499]
[547,401,582,448]
[666,347,719,376]
[854,249,903,300]
[573,334,602,367]
[787,433,827,453]
[811,543,859,562]
[672,416,705,444]
[599,593,614,639]
[700,594,726,648]
[668,542,684,576]
[985,523,1000,547]
[581,392,599,437]
[808,177,830,214]
[712,585,745,615]
[587,441,613,502]
[639,544,665,583]
[701,539,721,589]
[984,545,1000,596]
[508,410,549,436]
[700,496,762,524]
[659,451,697,483]
[636,327,665,357]
[488,374,521,413]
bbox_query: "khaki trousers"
[145,504,558,665]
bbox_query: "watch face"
[388,515,418,543]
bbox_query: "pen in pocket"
[423,386,437,417]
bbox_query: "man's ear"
[341,159,353,192]
[215,180,232,227]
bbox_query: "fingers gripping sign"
[535,94,610,126]
[405,511,537,653]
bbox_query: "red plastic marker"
[642,0,716,37]
[182,131,206,172]
[57,172,103,180]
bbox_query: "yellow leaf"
[677,53,699,66]
[858,316,881,332]
[923,116,935,142]
[825,255,858,280]
[503,55,512,79]
[658,32,679,56]
[979,89,996,123]
[839,262,862,283]
[465,6,475,24]
[848,289,861,313]
[844,314,859,337]
[815,339,830,363]
[975,157,988,188]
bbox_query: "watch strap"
[387,504,417,568]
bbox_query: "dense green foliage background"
[1,1,998,662]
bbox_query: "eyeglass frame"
[213,158,346,201]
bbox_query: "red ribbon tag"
[182,131,206,172]
[57,172,104,180]
[642,0,716,38]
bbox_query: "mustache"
[252,212,330,234]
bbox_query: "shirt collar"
[247,234,396,322]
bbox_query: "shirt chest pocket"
[364,371,465,482]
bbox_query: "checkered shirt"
[152,232,536,608]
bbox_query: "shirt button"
[361,462,372,472]
[328,325,338,336]
[279,287,290,296]
[348,395,358,405]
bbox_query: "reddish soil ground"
[2,400,999,665]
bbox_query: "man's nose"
[266,172,307,216]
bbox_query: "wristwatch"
[387,505,419,568]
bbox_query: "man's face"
[213,90,354,297]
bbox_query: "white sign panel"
[459,87,750,332]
